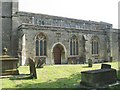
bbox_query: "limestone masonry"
[0,0,119,65]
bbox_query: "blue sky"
[19,0,119,28]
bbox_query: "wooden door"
[53,47,61,64]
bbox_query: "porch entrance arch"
[51,42,66,64]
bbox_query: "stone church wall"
[17,23,112,65]
[1,0,118,65]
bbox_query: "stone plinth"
[0,55,19,75]
[81,69,117,87]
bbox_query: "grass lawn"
[1,61,120,89]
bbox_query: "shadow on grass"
[82,66,90,68]
[9,74,34,80]
[8,71,120,90]
[14,73,83,89]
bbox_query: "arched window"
[35,33,47,56]
[70,35,79,55]
[91,36,99,55]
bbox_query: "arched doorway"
[53,44,64,64]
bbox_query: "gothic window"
[91,36,99,55]
[40,40,43,56]
[73,41,75,55]
[70,35,79,55]
[76,40,78,55]
[70,40,72,55]
[35,33,47,56]
[36,40,39,56]
[44,40,47,55]
[42,21,44,25]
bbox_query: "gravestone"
[101,64,111,69]
[36,57,46,68]
[67,56,77,64]
[29,57,37,79]
[88,59,92,67]
[80,69,117,87]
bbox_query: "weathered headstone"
[109,57,112,62]
[88,59,92,67]
[80,69,117,87]
[101,64,111,69]
[29,57,37,79]
[36,57,45,68]
[67,56,77,64]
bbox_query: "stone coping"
[0,55,18,60]
[15,11,112,26]
[81,68,116,74]
[18,23,106,35]
[80,81,120,89]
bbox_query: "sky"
[19,0,119,28]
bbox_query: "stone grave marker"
[88,59,92,67]
[36,57,45,68]
[80,68,117,88]
[101,64,111,69]
[29,57,37,79]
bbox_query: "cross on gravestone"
[29,57,37,79]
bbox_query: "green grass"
[1,61,120,89]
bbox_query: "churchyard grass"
[1,61,120,89]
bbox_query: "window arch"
[91,36,99,55]
[69,35,79,55]
[35,33,47,56]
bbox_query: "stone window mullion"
[96,41,98,54]
[95,41,97,54]
[74,39,77,55]
[73,40,75,55]
[72,39,74,55]
[40,39,43,56]
[93,41,95,54]
[43,40,44,56]
[38,40,40,56]
[70,39,72,55]
[92,41,94,54]
[36,39,39,56]
[76,40,78,55]
[97,42,99,54]
[44,40,47,56]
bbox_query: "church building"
[0,0,119,65]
